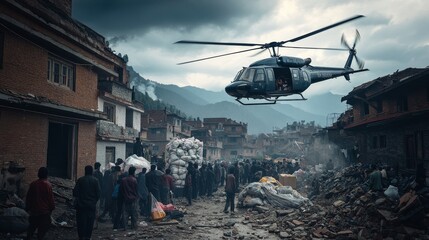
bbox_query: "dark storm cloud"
[72,0,275,37]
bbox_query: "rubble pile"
[165,137,203,187]
[242,164,429,239]
[49,177,76,228]
[238,182,311,209]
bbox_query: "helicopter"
[176,15,368,105]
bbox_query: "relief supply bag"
[150,193,166,221]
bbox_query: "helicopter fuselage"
[225,56,362,100]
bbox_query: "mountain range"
[128,66,348,134]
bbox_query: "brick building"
[141,109,191,157]
[0,0,127,180]
[336,67,429,177]
[203,118,248,161]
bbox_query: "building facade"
[336,67,429,177]
[0,0,126,180]
[96,81,144,167]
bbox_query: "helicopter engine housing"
[277,56,311,68]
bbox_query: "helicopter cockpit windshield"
[234,68,255,82]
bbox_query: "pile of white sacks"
[165,137,203,188]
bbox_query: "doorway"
[47,122,76,179]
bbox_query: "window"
[376,100,383,113]
[254,69,265,82]
[397,96,408,112]
[371,135,387,149]
[238,68,255,82]
[47,56,75,90]
[103,102,115,122]
[230,150,237,156]
[361,102,369,116]
[292,69,299,79]
[303,72,309,82]
[266,68,275,82]
[105,147,115,163]
[126,108,133,128]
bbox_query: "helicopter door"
[266,68,275,91]
[251,68,266,93]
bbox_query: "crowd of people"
[24,157,304,240]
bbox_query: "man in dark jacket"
[121,166,138,230]
[26,167,55,240]
[223,168,236,214]
[145,164,162,201]
[192,163,199,199]
[73,165,101,240]
[93,162,103,224]
[99,166,113,220]
[199,163,207,197]
[137,168,149,217]
[206,164,215,197]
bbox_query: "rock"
[255,205,269,213]
[292,220,304,226]
[337,230,353,235]
[268,223,277,233]
[333,200,345,207]
[375,198,386,205]
[275,209,294,217]
[279,232,291,238]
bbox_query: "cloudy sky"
[72,0,429,97]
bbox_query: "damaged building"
[0,0,128,181]
[331,67,429,181]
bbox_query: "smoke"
[305,138,348,169]
[130,76,158,101]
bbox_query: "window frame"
[47,56,75,91]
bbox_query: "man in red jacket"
[26,167,55,240]
[223,168,236,214]
[121,166,138,230]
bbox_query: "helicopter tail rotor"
[342,30,365,69]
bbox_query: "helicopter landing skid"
[236,94,307,105]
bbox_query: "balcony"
[98,80,132,102]
[97,120,139,142]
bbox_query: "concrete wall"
[133,110,141,132]
[96,141,126,169]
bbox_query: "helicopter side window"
[303,71,310,82]
[254,69,265,82]
[239,68,255,82]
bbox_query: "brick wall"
[0,108,98,181]
[0,108,48,184]
[0,29,99,110]
[76,121,97,178]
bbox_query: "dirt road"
[43,190,279,240]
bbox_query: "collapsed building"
[329,67,429,183]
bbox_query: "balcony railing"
[97,120,139,141]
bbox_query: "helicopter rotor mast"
[175,15,364,64]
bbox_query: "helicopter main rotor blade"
[175,40,263,47]
[177,47,262,65]
[280,46,348,51]
[282,15,364,44]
